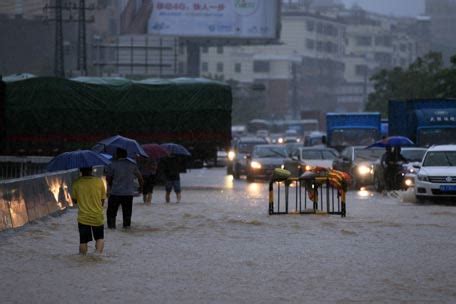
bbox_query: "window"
[202,62,208,72]
[307,21,314,32]
[217,62,224,72]
[355,65,367,76]
[217,46,223,54]
[375,35,392,47]
[356,36,372,46]
[306,39,315,50]
[253,61,270,73]
[235,63,241,73]
[375,52,392,66]
[201,46,208,53]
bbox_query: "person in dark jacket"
[381,146,395,191]
[162,154,182,203]
[106,148,143,229]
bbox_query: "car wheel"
[246,174,254,183]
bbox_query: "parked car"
[372,147,427,192]
[415,145,456,203]
[333,146,384,189]
[227,136,269,178]
[246,144,289,182]
[283,147,339,177]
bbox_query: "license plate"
[440,185,456,192]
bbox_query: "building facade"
[425,0,456,62]
[200,8,347,119]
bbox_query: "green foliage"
[227,79,267,124]
[365,52,445,116]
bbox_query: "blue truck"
[389,99,456,147]
[326,112,382,151]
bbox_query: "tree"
[227,79,267,125]
[435,54,456,98]
[365,52,444,116]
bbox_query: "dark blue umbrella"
[366,136,414,148]
[47,150,111,172]
[92,135,148,158]
[160,143,191,156]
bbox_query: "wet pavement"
[1,168,456,303]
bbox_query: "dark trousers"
[107,195,133,228]
[384,167,395,190]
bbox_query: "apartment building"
[425,0,456,62]
[200,8,346,119]
[338,8,419,111]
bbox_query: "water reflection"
[224,174,234,189]
[357,187,374,198]
[247,182,262,197]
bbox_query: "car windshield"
[253,146,288,158]
[422,151,456,167]
[238,142,265,153]
[331,129,379,146]
[402,149,427,162]
[354,148,384,161]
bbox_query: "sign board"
[120,0,281,41]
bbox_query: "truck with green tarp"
[0,76,232,164]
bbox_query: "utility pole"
[44,1,95,77]
[77,0,87,75]
[54,0,65,78]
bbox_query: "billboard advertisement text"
[120,0,280,40]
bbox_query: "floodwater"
[1,168,456,303]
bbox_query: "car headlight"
[404,178,414,187]
[407,167,416,174]
[417,174,429,181]
[305,165,315,171]
[250,161,262,169]
[228,151,235,161]
[278,138,284,144]
[357,165,372,176]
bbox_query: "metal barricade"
[0,156,52,180]
[268,171,347,217]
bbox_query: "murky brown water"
[1,168,456,303]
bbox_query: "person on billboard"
[120,0,153,34]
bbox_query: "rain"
[2,0,456,303]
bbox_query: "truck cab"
[389,99,456,147]
[326,112,382,152]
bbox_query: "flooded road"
[1,168,456,303]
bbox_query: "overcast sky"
[340,0,425,16]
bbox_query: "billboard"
[120,0,281,40]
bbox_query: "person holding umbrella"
[381,145,395,191]
[160,143,191,203]
[138,157,157,205]
[72,166,107,255]
[47,149,110,255]
[106,148,144,229]
[139,143,169,205]
[161,153,182,203]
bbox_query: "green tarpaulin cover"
[1,77,232,156]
